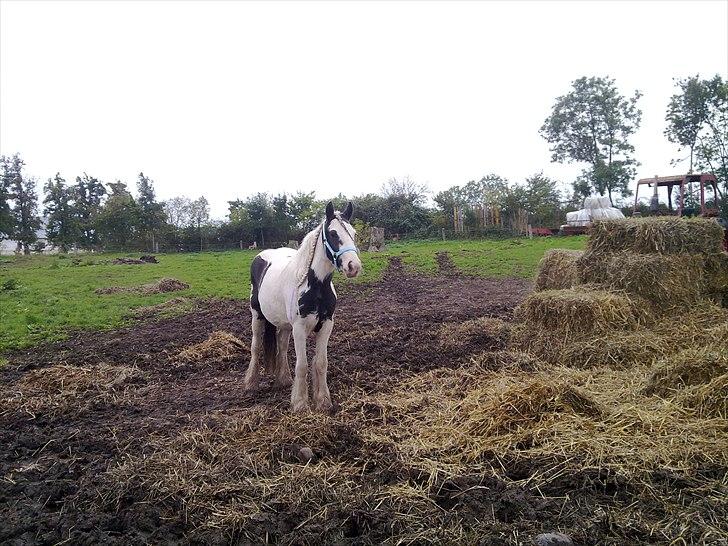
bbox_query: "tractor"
[633,173,728,251]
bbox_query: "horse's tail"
[262,319,277,370]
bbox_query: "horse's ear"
[325,201,335,222]
[342,201,354,221]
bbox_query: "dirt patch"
[436,251,458,276]
[95,277,189,295]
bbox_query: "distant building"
[0,222,56,255]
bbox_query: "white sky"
[1,1,727,218]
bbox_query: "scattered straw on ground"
[95,278,189,295]
[643,346,728,397]
[534,249,583,291]
[177,331,247,363]
[0,364,146,419]
[438,317,510,353]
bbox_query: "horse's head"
[323,201,362,278]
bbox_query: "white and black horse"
[244,201,362,412]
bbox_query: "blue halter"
[322,220,358,270]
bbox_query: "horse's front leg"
[290,321,309,413]
[312,319,334,414]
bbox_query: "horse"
[244,201,362,412]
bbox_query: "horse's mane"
[291,222,323,287]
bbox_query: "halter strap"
[322,218,359,271]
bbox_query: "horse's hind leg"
[312,319,334,414]
[244,310,264,390]
[274,327,293,388]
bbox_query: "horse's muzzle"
[343,258,362,278]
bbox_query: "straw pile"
[523,217,727,369]
[438,317,510,353]
[95,278,189,295]
[177,331,247,363]
[0,363,146,419]
[533,249,583,291]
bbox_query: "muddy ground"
[1,256,720,544]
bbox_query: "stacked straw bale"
[520,217,728,369]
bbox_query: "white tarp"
[566,197,625,227]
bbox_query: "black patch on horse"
[298,269,336,332]
[250,255,271,319]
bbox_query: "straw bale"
[177,331,246,363]
[577,251,706,307]
[534,249,583,291]
[469,349,542,372]
[588,217,724,255]
[515,287,643,338]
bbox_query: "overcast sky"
[1,1,727,218]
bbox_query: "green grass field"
[0,236,586,353]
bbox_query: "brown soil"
[2,258,719,544]
[436,250,459,276]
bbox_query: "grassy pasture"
[0,236,586,352]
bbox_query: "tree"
[0,156,15,240]
[665,75,713,173]
[1,154,41,254]
[164,196,193,229]
[95,181,140,249]
[43,173,79,251]
[188,196,210,251]
[541,76,642,204]
[72,174,106,249]
[136,172,166,251]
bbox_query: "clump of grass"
[1,278,20,291]
[95,277,189,295]
[534,249,583,291]
[588,217,725,255]
[177,331,247,363]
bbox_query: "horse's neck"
[291,223,334,286]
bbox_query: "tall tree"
[43,173,78,251]
[188,196,210,251]
[2,154,41,254]
[72,174,106,249]
[541,76,642,204]
[0,156,15,240]
[136,172,166,251]
[665,75,713,173]
[95,181,141,249]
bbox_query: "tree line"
[1,73,725,253]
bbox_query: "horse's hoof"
[315,399,333,414]
[243,379,259,391]
[291,400,309,413]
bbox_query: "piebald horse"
[244,202,362,412]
